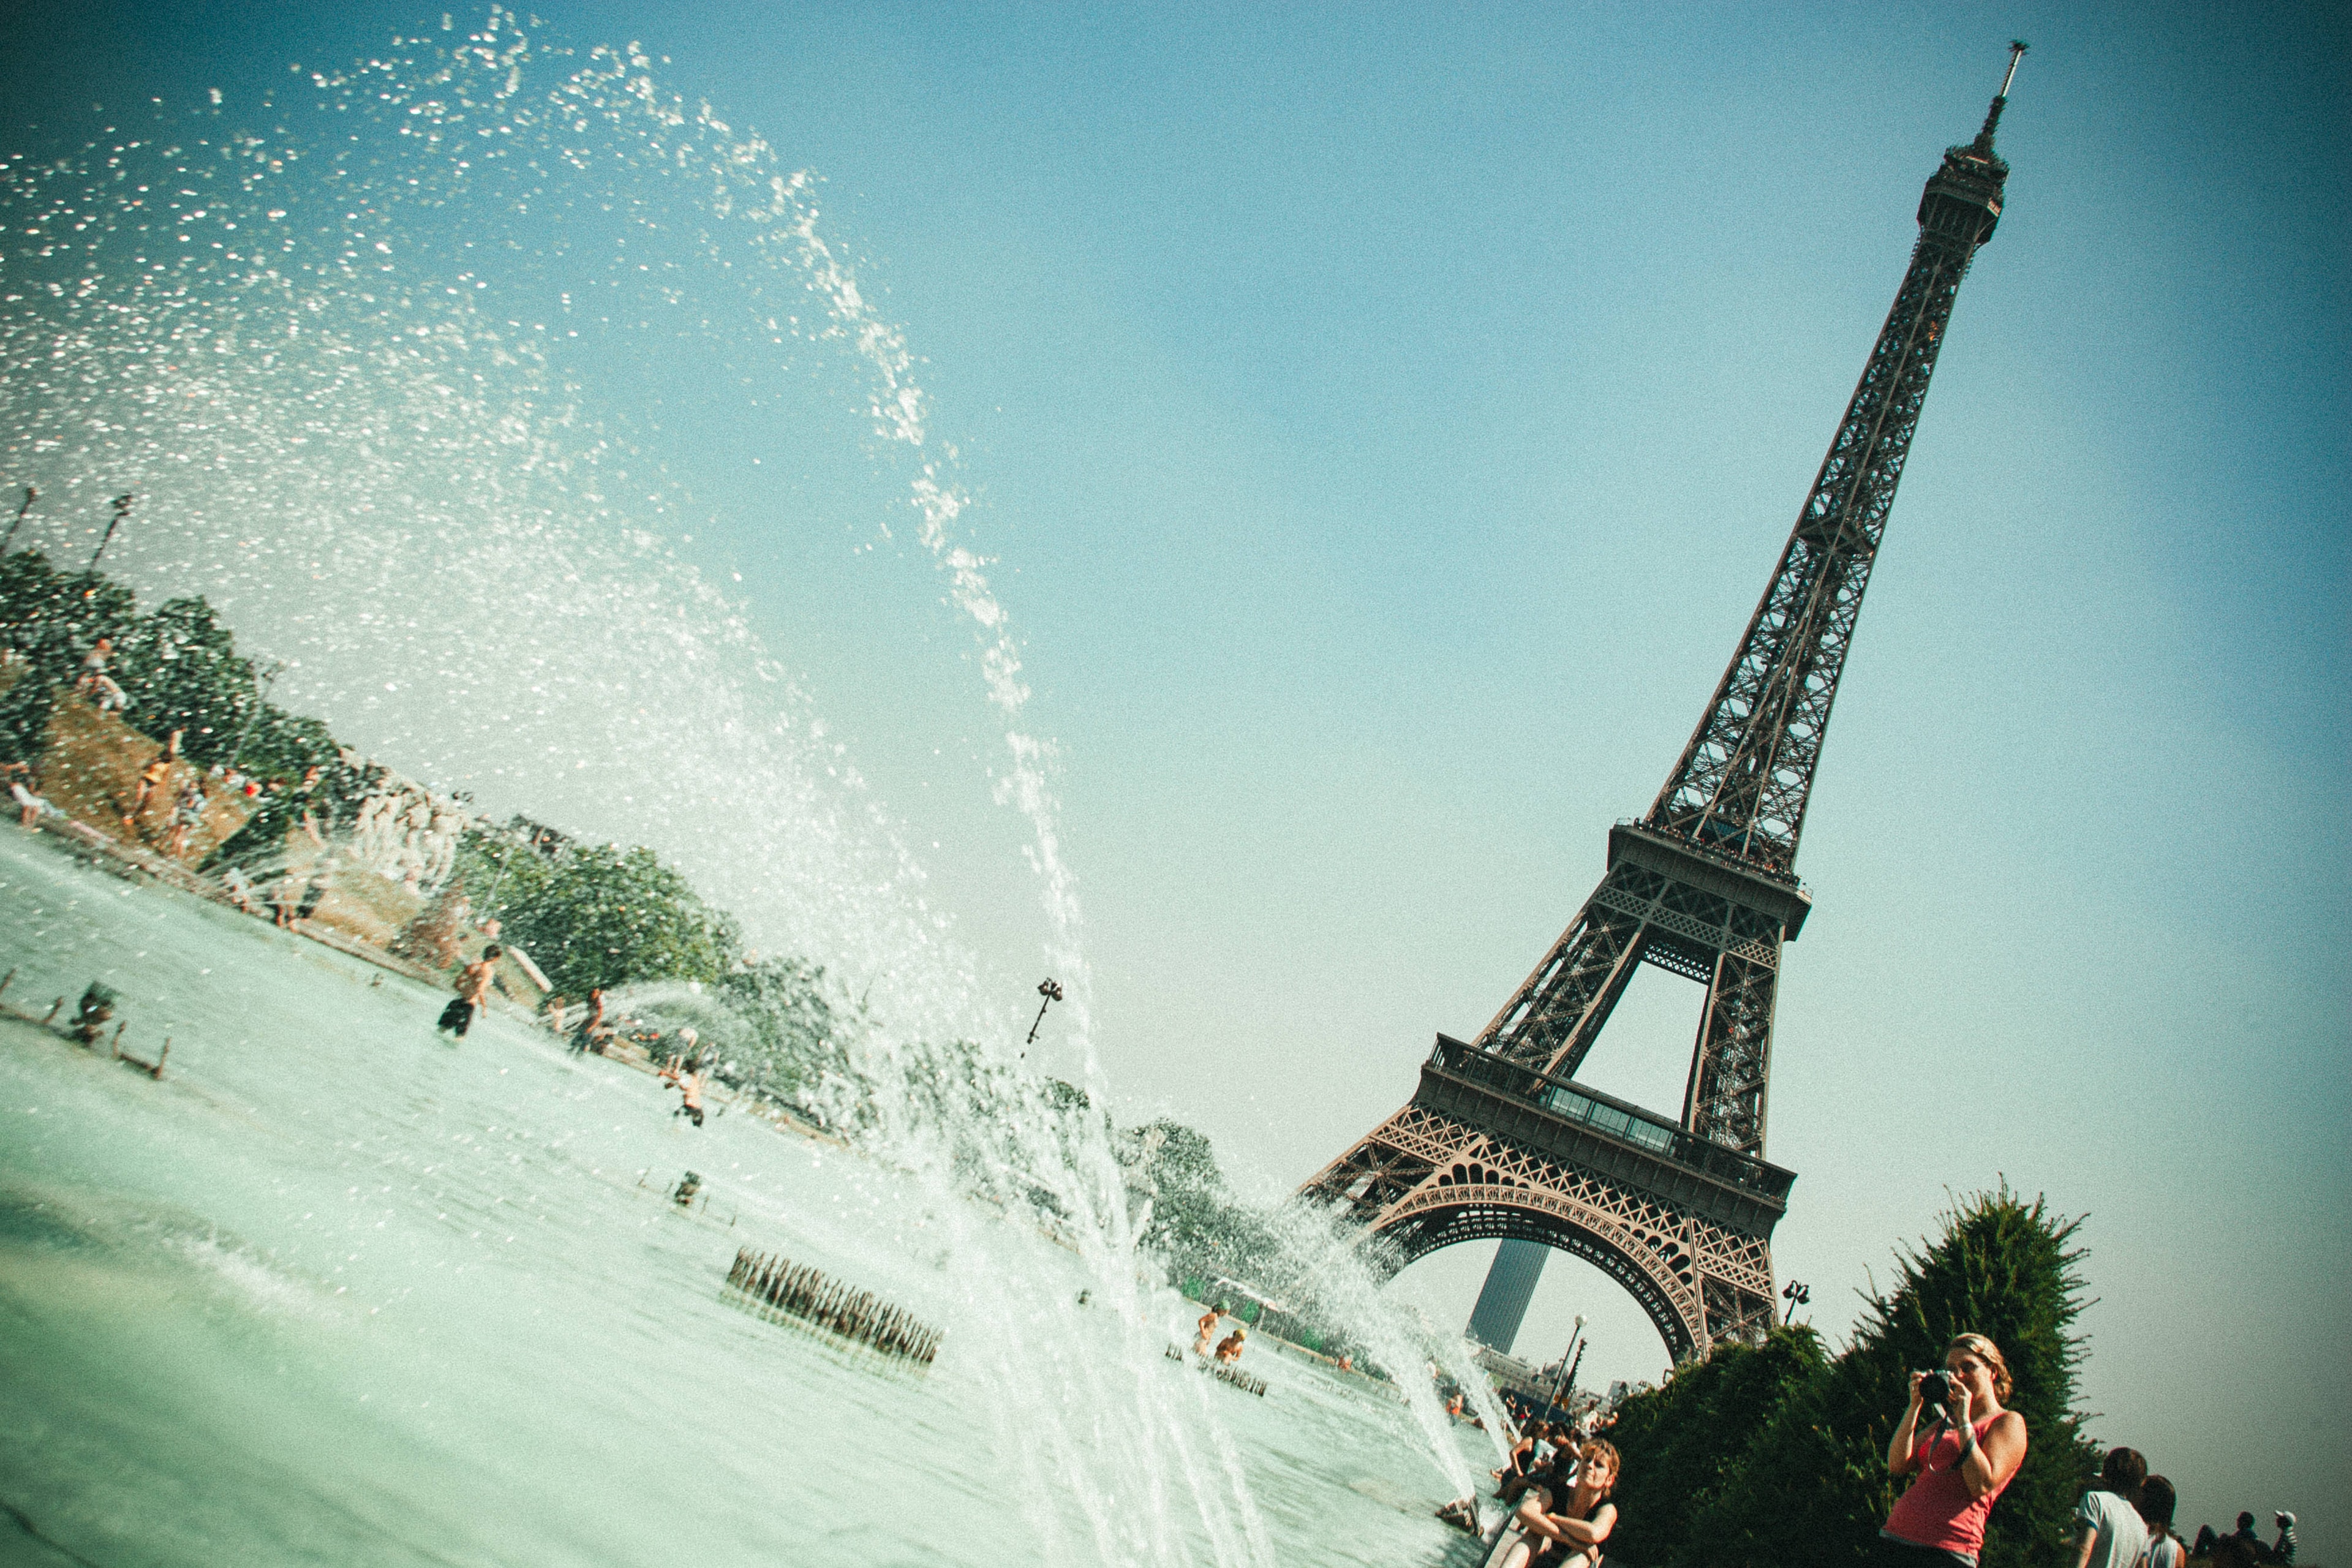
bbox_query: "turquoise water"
[0,828,1493,1567]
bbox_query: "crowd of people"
[1875,1333,2299,1568]
[2193,1513,2299,1567]
[1429,1418,1619,1568]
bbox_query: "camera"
[1915,1370,1954,1411]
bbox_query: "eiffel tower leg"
[1683,946,1781,1344]
[1298,1101,1451,1221]
[1478,893,1649,1076]
[1682,947,1781,1159]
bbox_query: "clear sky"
[3,0,2346,1544]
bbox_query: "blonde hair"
[1577,1439,1621,1497]
[1947,1333,2013,1400]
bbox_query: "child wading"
[437,946,502,1039]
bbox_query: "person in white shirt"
[2073,1447,2149,1568]
[2138,1476,2186,1568]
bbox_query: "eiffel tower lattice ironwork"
[1300,47,2027,1362]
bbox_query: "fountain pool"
[0,828,1495,1567]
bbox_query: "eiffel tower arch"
[1302,47,2028,1362]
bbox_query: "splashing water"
[0,12,1481,1564]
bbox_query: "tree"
[1685,1186,2098,1568]
[0,551,139,763]
[712,955,845,1097]
[1603,1325,1828,1568]
[486,839,741,997]
[109,596,256,767]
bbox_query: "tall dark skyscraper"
[1466,1238,1550,1353]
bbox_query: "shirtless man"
[437,945,502,1039]
[127,744,176,834]
[659,1054,709,1127]
[1213,1328,1246,1365]
[1194,1305,1224,1358]
[569,986,611,1055]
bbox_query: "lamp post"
[1,486,33,554]
[86,494,134,574]
[229,658,285,772]
[1782,1279,1811,1324]
[1025,978,1063,1045]
[1548,1313,1586,1423]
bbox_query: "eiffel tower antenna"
[1303,51,2026,1360]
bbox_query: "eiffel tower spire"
[1303,53,2025,1359]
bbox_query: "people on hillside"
[218,862,257,913]
[2138,1476,2186,1568]
[2072,1447,2149,1568]
[7,761,58,829]
[271,867,307,927]
[1879,1333,2029,1567]
[2229,1513,2264,1561]
[2271,1512,2297,1564]
[1487,1438,1618,1568]
[437,945,501,1039]
[126,737,178,834]
[570,986,612,1055]
[77,637,125,710]
[167,778,208,858]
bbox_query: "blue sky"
[4,0,2346,1542]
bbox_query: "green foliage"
[0,549,139,762]
[1680,1186,2097,1568]
[0,553,343,819]
[711,955,845,1098]
[1604,1326,1829,1567]
[1121,1119,1281,1276]
[470,832,742,997]
[109,597,256,767]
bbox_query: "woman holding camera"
[1879,1332,2029,1567]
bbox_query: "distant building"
[1466,1239,1550,1354]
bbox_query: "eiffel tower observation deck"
[1302,45,2029,1361]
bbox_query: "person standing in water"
[569,986,610,1055]
[1213,1327,1246,1365]
[437,945,502,1039]
[659,1054,708,1127]
[1194,1304,1224,1357]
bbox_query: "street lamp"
[86,494,134,575]
[1025,978,1063,1046]
[229,658,286,772]
[1,487,34,555]
[1782,1279,1811,1324]
[1548,1313,1587,1422]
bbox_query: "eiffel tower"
[1300,47,2027,1361]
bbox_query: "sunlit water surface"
[0,831,1493,1567]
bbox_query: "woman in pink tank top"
[1879,1332,2029,1568]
